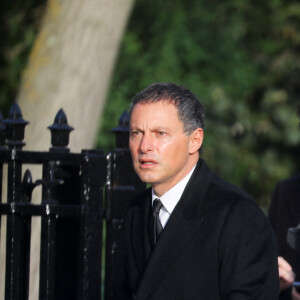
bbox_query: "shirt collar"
[152,165,196,215]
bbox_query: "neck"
[152,157,198,197]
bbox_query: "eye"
[156,131,166,136]
[130,130,141,137]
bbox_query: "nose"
[139,133,154,153]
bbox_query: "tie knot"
[152,198,163,215]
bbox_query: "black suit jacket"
[125,159,279,300]
[269,174,300,300]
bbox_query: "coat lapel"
[136,159,213,298]
[130,190,153,275]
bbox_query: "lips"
[139,158,158,167]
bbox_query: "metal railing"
[0,104,145,300]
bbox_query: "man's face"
[129,101,202,196]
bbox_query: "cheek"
[129,140,138,155]
[157,142,183,164]
[162,140,188,154]
[166,142,189,166]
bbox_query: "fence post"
[76,149,106,300]
[39,109,78,300]
[104,111,145,299]
[3,103,29,300]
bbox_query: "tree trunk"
[18,0,134,151]
[0,0,134,299]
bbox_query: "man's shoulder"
[191,159,255,208]
[202,173,267,224]
[271,174,300,205]
[189,162,260,219]
[193,159,252,201]
[209,173,252,201]
[276,173,300,190]
[207,174,269,225]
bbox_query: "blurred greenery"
[0,0,46,115]
[2,0,300,208]
[98,0,300,208]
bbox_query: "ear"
[188,128,204,154]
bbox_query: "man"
[125,82,279,299]
[269,175,300,300]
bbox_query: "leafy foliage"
[98,0,300,208]
[0,0,46,115]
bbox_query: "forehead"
[130,101,181,125]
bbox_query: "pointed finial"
[4,103,29,148]
[112,110,130,149]
[48,109,74,152]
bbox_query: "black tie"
[153,198,163,244]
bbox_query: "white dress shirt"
[152,165,196,228]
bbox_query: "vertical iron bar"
[20,170,36,300]
[22,214,31,300]
[39,214,57,300]
[5,151,23,300]
[52,163,81,300]
[39,162,57,300]
[77,150,106,300]
[4,103,29,300]
[104,111,146,299]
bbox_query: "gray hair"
[129,82,205,135]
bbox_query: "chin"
[137,173,158,185]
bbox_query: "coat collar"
[133,159,213,298]
[129,190,152,277]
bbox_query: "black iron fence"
[0,104,145,300]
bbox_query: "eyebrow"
[151,127,169,132]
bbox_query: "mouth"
[139,158,158,167]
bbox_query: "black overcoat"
[125,159,279,300]
[269,174,300,300]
